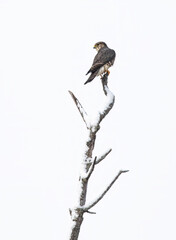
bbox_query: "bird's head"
[93,41,107,51]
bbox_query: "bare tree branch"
[68,74,129,240]
[83,170,129,211]
[68,90,90,129]
[96,148,112,164]
[101,73,109,96]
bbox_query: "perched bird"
[84,42,116,85]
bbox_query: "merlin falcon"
[84,42,116,85]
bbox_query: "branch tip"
[85,210,96,214]
[120,170,129,174]
[96,148,112,164]
[68,90,89,129]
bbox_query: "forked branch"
[86,157,97,179]
[68,74,128,240]
[83,170,129,211]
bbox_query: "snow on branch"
[83,170,129,211]
[80,157,96,180]
[85,156,96,179]
[97,73,115,125]
[68,74,129,240]
[68,74,114,132]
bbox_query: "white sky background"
[0,0,176,239]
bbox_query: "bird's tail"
[84,71,98,85]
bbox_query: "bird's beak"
[93,45,96,49]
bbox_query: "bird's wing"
[86,47,116,75]
[86,62,103,75]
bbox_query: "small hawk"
[84,41,116,85]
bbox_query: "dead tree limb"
[96,148,112,165]
[83,170,129,211]
[68,90,90,129]
[68,74,128,240]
